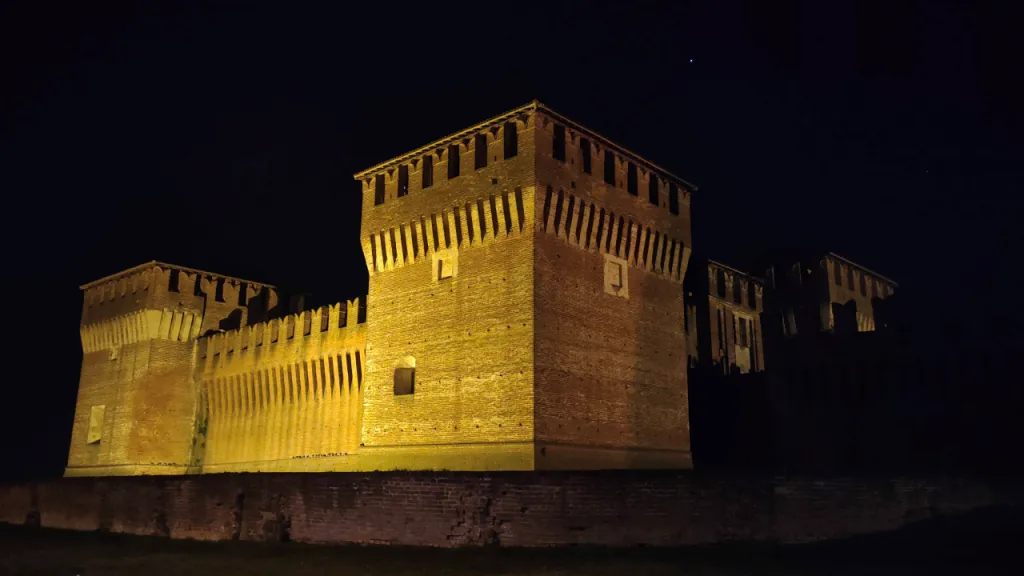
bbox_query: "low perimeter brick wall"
[0,472,1014,547]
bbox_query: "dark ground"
[1,506,1020,575]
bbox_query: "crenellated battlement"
[354,102,536,189]
[707,260,764,313]
[532,105,696,230]
[80,261,279,328]
[196,297,366,366]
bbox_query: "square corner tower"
[355,101,694,470]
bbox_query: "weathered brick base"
[0,472,1012,547]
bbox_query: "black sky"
[1,1,1021,480]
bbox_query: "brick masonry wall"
[0,472,1011,547]
[195,300,367,470]
[356,110,539,471]
[532,111,693,469]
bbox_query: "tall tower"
[69,262,278,476]
[355,101,694,470]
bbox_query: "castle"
[67,101,696,476]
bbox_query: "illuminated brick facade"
[66,101,695,476]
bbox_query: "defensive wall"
[0,472,1014,547]
[194,298,367,473]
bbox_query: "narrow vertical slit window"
[374,174,385,205]
[553,124,566,161]
[669,183,679,215]
[503,121,518,159]
[627,163,638,196]
[397,165,409,197]
[447,144,460,179]
[422,155,434,188]
[648,173,659,205]
[475,134,487,169]
[580,137,592,174]
[604,150,615,185]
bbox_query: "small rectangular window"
[847,266,854,289]
[747,283,757,309]
[604,150,615,185]
[503,122,517,159]
[580,137,592,173]
[475,134,487,170]
[394,367,415,395]
[833,261,842,285]
[627,163,638,196]
[669,183,679,215]
[716,269,727,298]
[422,155,433,188]
[397,165,409,197]
[553,124,566,161]
[648,173,659,205]
[374,174,385,205]
[733,277,743,304]
[447,144,460,179]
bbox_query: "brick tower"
[69,262,279,475]
[356,101,694,470]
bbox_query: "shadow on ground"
[1,506,1021,575]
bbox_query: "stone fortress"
[68,101,697,477]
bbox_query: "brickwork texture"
[0,472,1011,547]
[66,101,697,476]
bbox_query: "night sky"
[2,1,1020,480]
